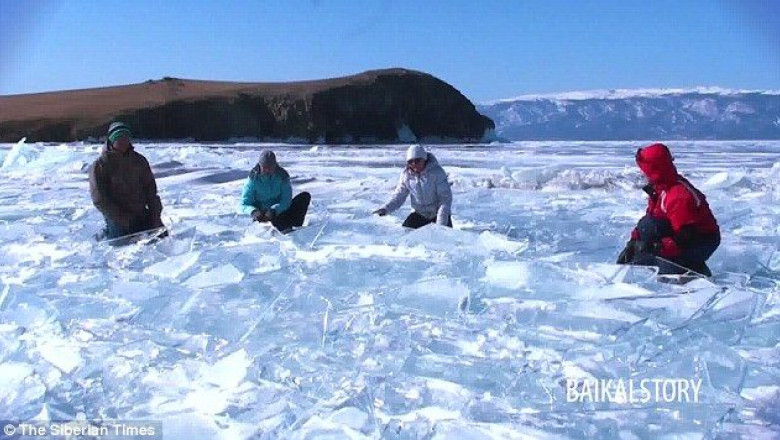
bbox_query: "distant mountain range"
[477,88,780,140]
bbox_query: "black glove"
[151,216,168,238]
[634,240,661,256]
[251,209,265,222]
[616,240,636,264]
[151,216,165,229]
[373,208,387,217]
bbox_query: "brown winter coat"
[88,145,163,228]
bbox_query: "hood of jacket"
[250,163,290,181]
[407,153,443,177]
[636,143,678,187]
[101,142,135,159]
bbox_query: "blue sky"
[1,0,778,102]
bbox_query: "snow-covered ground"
[0,140,778,439]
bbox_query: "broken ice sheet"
[0,142,777,438]
[184,264,244,288]
[144,251,201,279]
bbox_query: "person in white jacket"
[374,145,453,228]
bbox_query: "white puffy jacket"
[381,153,452,225]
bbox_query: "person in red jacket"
[617,143,720,276]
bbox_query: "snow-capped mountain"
[478,88,780,140]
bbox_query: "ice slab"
[202,349,252,388]
[184,264,244,288]
[482,262,534,290]
[0,362,46,417]
[144,252,201,279]
[35,338,83,374]
[396,277,470,315]
[1,139,38,168]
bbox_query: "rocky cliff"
[0,69,494,143]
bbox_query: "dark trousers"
[272,192,311,231]
[630,215,719,276]
[657,235,720,276]
[104,211,157,239]
[402,212,453,229]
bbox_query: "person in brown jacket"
[89,122,165,240]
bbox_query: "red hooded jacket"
[631,143,719,258]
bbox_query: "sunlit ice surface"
[0,140,778,439]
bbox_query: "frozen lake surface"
[0,140,778,439]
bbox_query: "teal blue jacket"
[240,167,292,215]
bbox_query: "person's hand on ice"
[373,208,387,217]
[252,209,268,222]
[616,240,636,264]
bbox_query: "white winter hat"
[405,145,427,162]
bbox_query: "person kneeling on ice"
[89,122,166,240]
[374,145,453,229]
[240,150,311,233]
[617,143,720,276]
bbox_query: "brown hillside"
[0,69,494,143]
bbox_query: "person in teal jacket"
[240,150,310,233]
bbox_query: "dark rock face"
[114,95,281,142]
[478,91,780,140]
[306,74,494,143]
[0,69,494,143]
